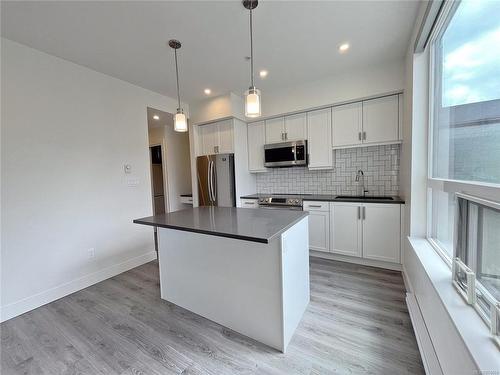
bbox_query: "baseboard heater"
[406,292,443,375]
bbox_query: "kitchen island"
[134,207,310,352]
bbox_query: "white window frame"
[426,0,500,267]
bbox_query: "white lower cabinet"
[304,201,330,253]
[362,204,401,263]
[331,202,401,263]
[306,202,401,265]
[330,203,362,257]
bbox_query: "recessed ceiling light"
[204,88,211,95]
[339,43,350,53]
[259,70,268,78]
[153,115,160,120]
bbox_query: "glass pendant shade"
[245,87,261,118]
[173,109,188,132]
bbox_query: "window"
[430,0,500,185]
[428,0,500,334]
[455,194,500,323]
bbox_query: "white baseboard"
[0,250,157,323]
[402,265,412,292]
[310,250,402,271]
[406,292,443,375]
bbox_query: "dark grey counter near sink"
[241,194,405,204]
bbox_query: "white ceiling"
[1,1,420,104]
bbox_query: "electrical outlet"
[88,248,95,259]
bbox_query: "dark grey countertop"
[241,194,405,204]
[134,207,309,244]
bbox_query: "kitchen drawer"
[241,198,259,208]
[180,196,193,205]
[303,201,330,212]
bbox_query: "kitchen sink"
[335,196,394,200]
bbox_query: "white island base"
[156,217,310,353]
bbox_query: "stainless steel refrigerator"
[197,154,236,207]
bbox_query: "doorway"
[150,144,166,252]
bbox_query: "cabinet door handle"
[309,205,322,208]
[357,206,361,220]
[362,131,366,140]
[285,132,288,140]
[358,132,361,141]
[362,206,366,220]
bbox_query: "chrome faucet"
[355,170,368,197]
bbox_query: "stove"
[258,195,303,210]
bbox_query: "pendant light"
[243,0,261,118]
[169,39,188,132]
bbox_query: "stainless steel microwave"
[264,140,307,168]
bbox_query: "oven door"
[264,140,307,167]
[258,205,303,211]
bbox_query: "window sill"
[407,237,499,371]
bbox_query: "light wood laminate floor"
[1,257,424,374]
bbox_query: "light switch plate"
[127,178,140,187]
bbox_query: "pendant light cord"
[174,48,181,109]
[249,7,254,88]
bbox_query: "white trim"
[0,251,157,322]
[310,250,402,271]
[408,237,499,371]
[332,140,402,150]
[456,192,500,210]
[427,237,452,268]
[406,292,444,375]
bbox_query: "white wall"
[0,39,181,321]
[189,92,245,125]
[260,59,405,117]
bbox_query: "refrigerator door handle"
[212,161,217,202]
[207,160,213,203]
[210,160,215,203]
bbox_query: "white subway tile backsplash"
[256,144,400,196]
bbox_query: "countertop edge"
[266,213,309,243]
[133,219,269,243]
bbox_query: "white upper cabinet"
[265,114,307,144]
[362,204,401,263]
[307,108,333,170]
[198,120,234,156]
[247,121,267,172]
[265,117,285,143]
[332,102,362,147]
[362,95,399,144]
[217,119,234,154]
[199,123,218,155]
[284,113,307,141]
